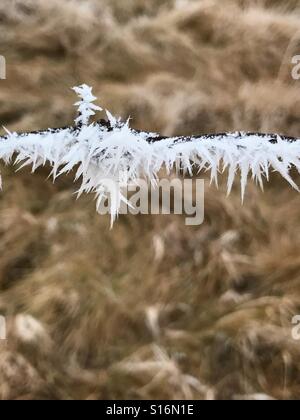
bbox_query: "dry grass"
[0,0,300,400]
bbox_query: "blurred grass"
[0,0,300,400]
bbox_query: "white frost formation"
[0,84,299,223]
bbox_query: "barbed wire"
[0,85,299,223]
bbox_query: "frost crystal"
[0,85,300,225]
[72,84,103,126]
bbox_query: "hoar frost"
[0,84,300,225]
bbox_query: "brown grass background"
[1,0,300,400]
